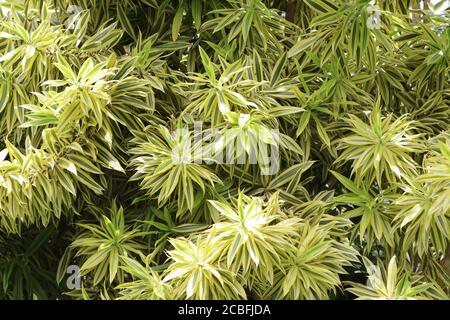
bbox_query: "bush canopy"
[0,0,449,300]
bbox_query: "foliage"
[0,0,448,300]
[347,256,448,300]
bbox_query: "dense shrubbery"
[0,0,449,300]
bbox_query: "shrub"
[0,0,448,300]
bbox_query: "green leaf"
[172,0,185,41]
